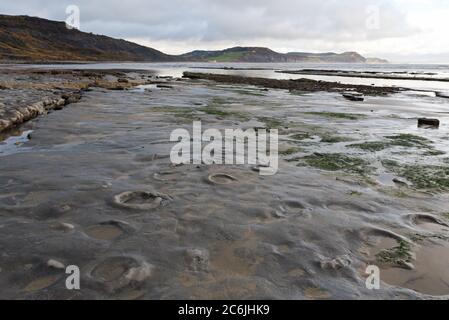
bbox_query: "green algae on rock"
[376,240,414,269]
[257,117,286,129]
[199,106,248,120]
[319,134,352,144]
[298,153,373,176]
[279,147,302,156]
[385,134,433,149]
[348,141,391,152]
[383,160,449,191]
[349,134,444,155]
[304,112,365,120]
[289,133,312,141]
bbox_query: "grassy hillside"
[0,15,176,62]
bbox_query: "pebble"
[52,222,75,232]
[124,262,152,282]
[47,259,65,270]
[393,178,408,187]
[320,255,352,270]
[186,248,209,272]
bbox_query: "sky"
[1,0,449,63]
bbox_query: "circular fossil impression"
[85,221,132,240]
[114,191,172,210]
[92,257,136,283]
[23,274,62,293]
[207,173,238,185]
[407,213,449,233]
[90,257,152,293]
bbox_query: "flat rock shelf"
[1,67,449,300]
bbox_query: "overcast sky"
[2,0,449,62]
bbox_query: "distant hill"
[0,15,175,62]
[366,57,390,64]
[0,15,388,64]
[181,47,287,62]
[181,47,384,63]
[286,51,367,63]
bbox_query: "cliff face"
[0,15,176,62]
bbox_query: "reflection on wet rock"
[51,222,75,233]
[85,220,133,240]
[46,259,65,270]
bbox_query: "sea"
[12,62,449,92]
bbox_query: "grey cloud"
[2,0,416,42]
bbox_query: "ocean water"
[17,62,449,91]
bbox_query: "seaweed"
[376,240,413,267]
[348,141,391,152]
[305,112,365,120]
[298,153,373,176]
[279,147,302,156]
[382,160,449,191]
[257,117,285,129]
[320,134,352,143]
[386,134,432,149]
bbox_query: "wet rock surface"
[0,68,449,299]
[0,68,157,134]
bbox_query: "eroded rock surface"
[1,67,449,300]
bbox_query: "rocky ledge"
[0,68,157,134]
[183,72,402,95]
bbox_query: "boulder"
[418,118,440,129]
[436,91,449,98]
[157,84,174,89]
[342,92,364,101]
